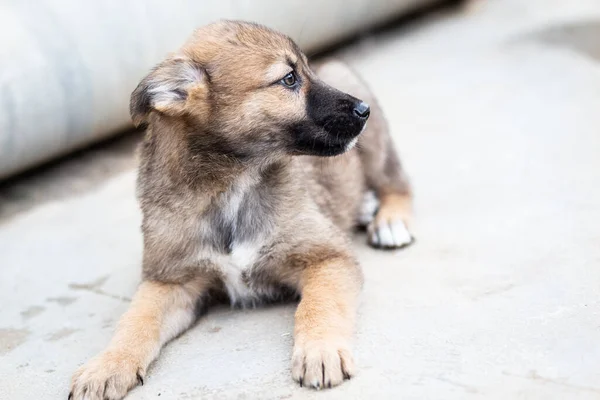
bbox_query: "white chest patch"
[198,171,275,306]
[222,242,261,304]
[199,240,265,307]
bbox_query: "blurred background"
[2,0,600,399]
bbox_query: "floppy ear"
[130,57,206,127]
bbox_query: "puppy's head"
[131,20,369,159]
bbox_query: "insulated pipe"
[0,0,435,179]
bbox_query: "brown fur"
[70,20,413,399]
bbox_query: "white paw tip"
[370,220,413,249]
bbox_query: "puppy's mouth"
[288,118,366,157]
[318,117,366,155]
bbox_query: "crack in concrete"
[503,370,600,394]
[46,327,79,342]
[47,296,78,306]
[68,275,131,303]
[431,376,479,393]
[20,305,45,319]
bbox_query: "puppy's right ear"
[130,57,207,127]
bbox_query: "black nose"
[353,101,370,119]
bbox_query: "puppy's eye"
[281,72,297,87]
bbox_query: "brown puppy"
[70,20,413,400]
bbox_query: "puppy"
[70,20,413,400]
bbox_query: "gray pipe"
[0,0,433,179]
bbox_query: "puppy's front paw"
[292,338,355,389]
[70,350,144,400]
[368,217,413,249]
[367,193,413,249]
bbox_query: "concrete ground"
[2,0,600,398]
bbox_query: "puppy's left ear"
[130,56,208,127]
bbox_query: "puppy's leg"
[362,112,413,249]
[70,277,208,400]
[316,60,413,249]
[292,256,362,389]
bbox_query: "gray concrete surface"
[2,0,600,398]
